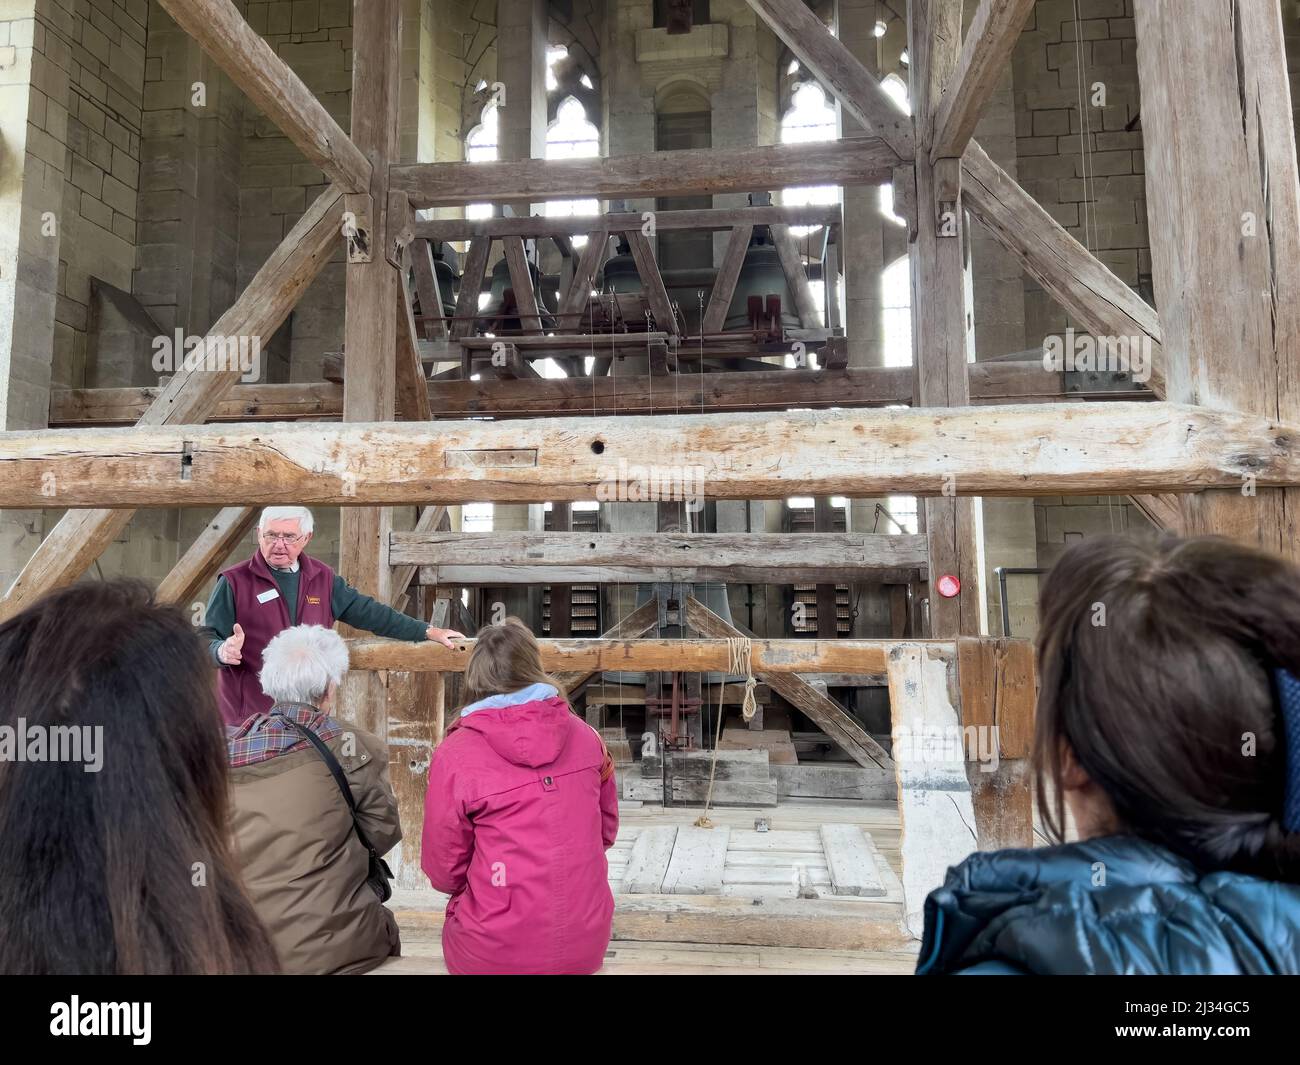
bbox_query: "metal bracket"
[342,192,373,264]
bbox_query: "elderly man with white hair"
[200,505,463,725]
[226,624,402,975]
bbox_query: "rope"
[729,636,759,723]
[694,637,758,827]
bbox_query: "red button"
[936,574,961,598]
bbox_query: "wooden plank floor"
[381,799,921,975]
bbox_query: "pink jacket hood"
[454,696,573,768]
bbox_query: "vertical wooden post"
[956,637,1035,851]
[549,502,573,638]
[338,0,402,736]
[908,0,980,637]
[813,496,839,639]
[887,642,978,938]
[386,668,446,888]
[1134,0,1300,555]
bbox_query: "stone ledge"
[635,23,728,64]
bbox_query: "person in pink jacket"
[422,616,619,975]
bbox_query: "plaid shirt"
[226,701,344,768]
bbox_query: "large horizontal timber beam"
[4,403,1287,509]
[411,204,842,243]
[157,0,370,193]
[390,139,900,208]
[393,531,928,586]
[0,185,347,622]
[347,634,910,679]
[49,359,1152,426]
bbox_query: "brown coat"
[229,719,402,975]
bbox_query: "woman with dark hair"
[0,580,278,975]
[918,533,1300,975]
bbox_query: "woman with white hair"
[226,624,402,975]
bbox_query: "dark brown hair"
[0,580,279,974]
[459,616,570,712]
[1034,533,1300,881]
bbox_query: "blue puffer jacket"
[916,835,1300,975]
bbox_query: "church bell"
[722,226,802,334]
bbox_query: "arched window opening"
[465,100,499,226]
[545,96,600,247]
[879,76,911,226]
[779,82,839,325]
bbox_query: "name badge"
[256,589,280,604]
[306,595,321,606]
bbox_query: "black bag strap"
[282,716,382,860]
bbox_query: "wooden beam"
[557,232,608,331]
[744,0,913,159]
[348,634,905,677]
[769,224,821,328]
[155,507,258,606]
[391,139,901,208]
[888,642,978,936]
[1135,0,1300,555]
[9,403,1300,507]
[51,359,1151,425]
[0,185,345,622]
[962,141,1165,398]
[156,0,370,193]
[957,636,1034,850]
[685,596,894,771]
[389,506,448,609]
[395,531,928,585]
[547,503,573,638]
[501,236,545,334]
[703,224,754,335]
[552,597,660,696]
[625,231,679,334]
[412,205,841,242]
[911,0,979,639]
[396,274,433,421]
[930,0,1036,162]
[450,237,491,341]
[336,0,401,734]
[340,0,400,562]
[408,239,448,341]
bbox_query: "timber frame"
[3,0,1297,923]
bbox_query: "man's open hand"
[426,626,465,648]
[218,623,245,665]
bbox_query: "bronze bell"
[478,254,556,333]
[722,227,801,335]
[599,238,642,293]
[432,253,458,317]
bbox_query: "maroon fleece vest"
[217,550,335,726]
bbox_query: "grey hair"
[259,624,349,706]
[258,506,314,535]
